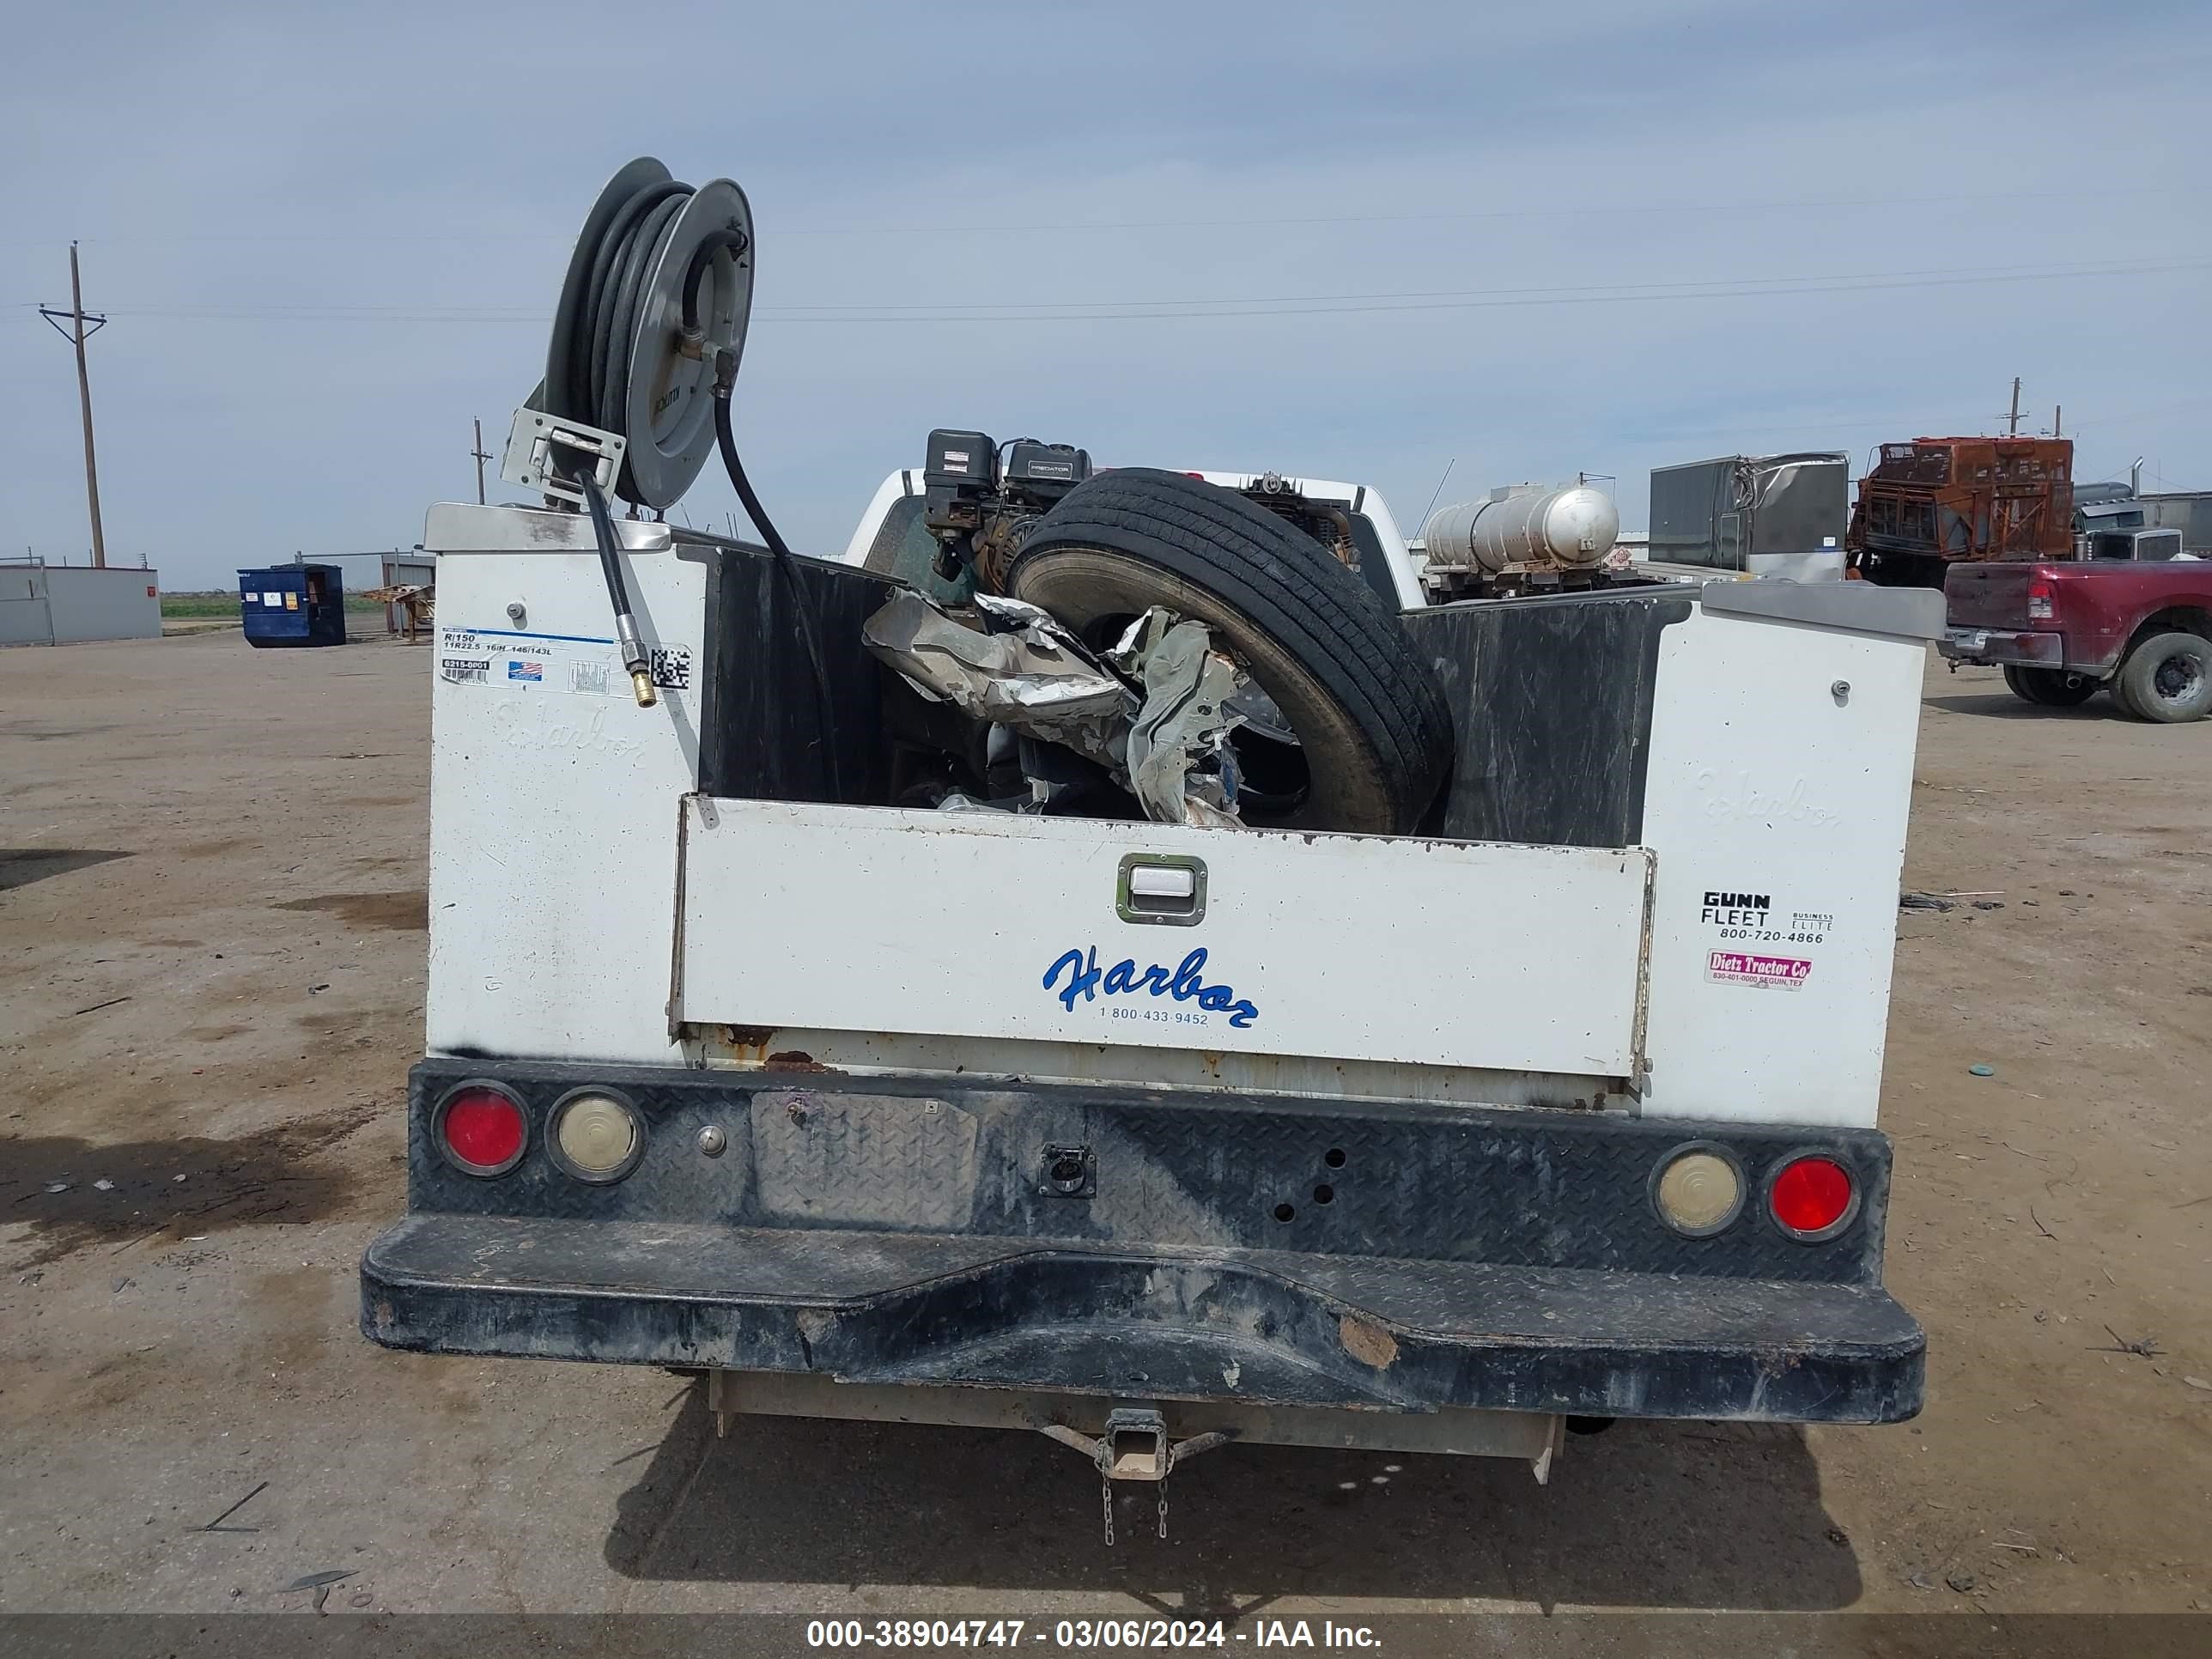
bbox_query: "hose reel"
[539,157,757,510]
[499,158,820,726]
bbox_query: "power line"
[3,184,2197,250]
[50,253,2212,328]
[50,253,2212,317]
[705,255,2196,314]
[775,259,2212,322]
[762,185,2211,238]
[1416,458,1457,534]
[2063,394,2212,429]
[1617,386,2212,453]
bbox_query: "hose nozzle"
[613,614,656,706]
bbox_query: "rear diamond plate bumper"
[362,1060,1924,1423]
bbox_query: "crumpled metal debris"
[863,589,1132,772]
[864,590,1254,829]
[1108,610,1246,829]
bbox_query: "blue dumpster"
[239,564,348,648]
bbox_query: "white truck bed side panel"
[1636,608,1925,1127]
[678,800,1651,1077]
[425,511,703,1066]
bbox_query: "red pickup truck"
[1941,561,2212,722]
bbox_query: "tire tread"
[1012,470,1452,825]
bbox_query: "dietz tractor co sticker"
[1706,950,1813,990]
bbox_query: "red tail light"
[436,1084,528,1176]
[2027,567,2057,622]
[1768,1155,1856,1239]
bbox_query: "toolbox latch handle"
[1117,854,1207,927]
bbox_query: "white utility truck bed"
[362,157,1936,1506]
[367,501,1939,1489]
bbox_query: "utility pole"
[2006,376,2022,437]
[471,417,492,506]
[38,242,108,568]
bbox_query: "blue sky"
[3,1,2206,587]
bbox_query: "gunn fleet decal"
[1699,886,1833,946]
[1042,945,1260,1029]
[1700,889,1771,927]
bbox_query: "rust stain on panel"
[1340,1314,1399,1370]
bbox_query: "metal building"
[1649,453,1850,580]
[0,560,162,646]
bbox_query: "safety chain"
[1094,1440,1177,1547]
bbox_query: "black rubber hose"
[574,468,635,635]
[714,381,840,796]
[713,386,792,561]
[595,193,685,438]
[564,459,655,707]
[546,173,692,496]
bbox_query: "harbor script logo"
[1042,945,1260,1028]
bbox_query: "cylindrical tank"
[1422,485,1620,574]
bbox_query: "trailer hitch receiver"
[1037,1408,1235,1546]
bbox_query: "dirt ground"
[1,628,2207,1620]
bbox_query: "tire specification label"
[439,626,629,698]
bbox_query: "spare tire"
[1007,468,1452,834]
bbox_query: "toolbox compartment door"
[675,799,1651,1078]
